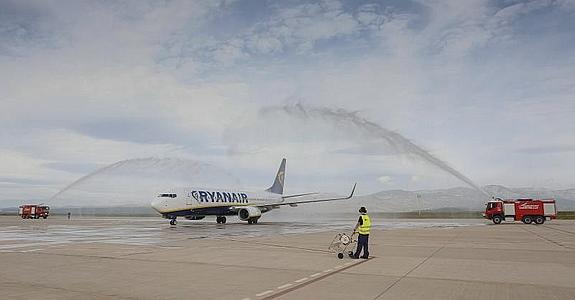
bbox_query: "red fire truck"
[484,198,556,224]
[18,204,50,219]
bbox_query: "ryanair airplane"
[151,159,356,225]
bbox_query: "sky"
[1,0,574,207]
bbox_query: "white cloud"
[1,0,575,205]
[378,175,393,184]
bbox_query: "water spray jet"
[261,103,491,197]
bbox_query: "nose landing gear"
[216,216,227,224]
[169,218,177,226]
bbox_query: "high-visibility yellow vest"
[358,214,371,235]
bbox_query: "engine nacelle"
[238,206,262,221]
[184,215,205,220]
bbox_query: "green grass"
[370,211,484,219]
[372,211,575,220]
[557,211,575,220]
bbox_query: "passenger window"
[158,193,177,198]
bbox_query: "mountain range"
[347,185,575,212]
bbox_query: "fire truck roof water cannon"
[483,198,557,225]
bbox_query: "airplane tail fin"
[266,158,286,194]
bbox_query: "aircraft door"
[186,192,194,206]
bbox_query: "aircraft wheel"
[216,216,221,224]
[253,218,258,224]
[247,219,253,224]
[221,217,226,224]
[170,219,177,226]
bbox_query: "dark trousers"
[354,234,369,258]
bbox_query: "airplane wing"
[271,183,356,207]
[281,192,319,199]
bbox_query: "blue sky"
[1,0,574,206]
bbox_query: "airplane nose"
[151,199,165,212]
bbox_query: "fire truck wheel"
[492,215,502,224]
[43,216,47,219]
[522,216,533,224]
[535,216,545,225]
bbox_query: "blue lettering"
[208,192,216,202]
[232,193,238,203]
[207,191,216,202]
[241,193,248,203]
[216,192,223,202]
[199,191,208,202]
[223,192,231,202]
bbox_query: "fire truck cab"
[484,198,556,225]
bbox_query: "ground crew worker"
[352,206,370,259]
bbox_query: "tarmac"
[1,216,574,299]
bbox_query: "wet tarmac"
[0,215,483,251]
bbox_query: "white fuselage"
[151,187,282,216]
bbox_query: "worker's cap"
[359,207,367,213]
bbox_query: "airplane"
[151,158,356,225]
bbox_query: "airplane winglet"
[348,183,357,199]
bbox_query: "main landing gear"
[247,218,258,224]
[216,216,227,224]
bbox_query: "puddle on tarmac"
[0,217,484,250]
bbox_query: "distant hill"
[313,185,575,213]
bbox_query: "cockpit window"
[158,193,177,198]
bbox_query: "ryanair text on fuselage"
[189,190,249,203]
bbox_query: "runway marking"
[374,231,461,299]
[259,259,370,300]
[324,269,333,272]
[277,283,292,289]
[0,241,68,250]
[20,249,43,253]
[256,290,274,297]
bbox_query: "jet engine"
[238,206,262,221]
